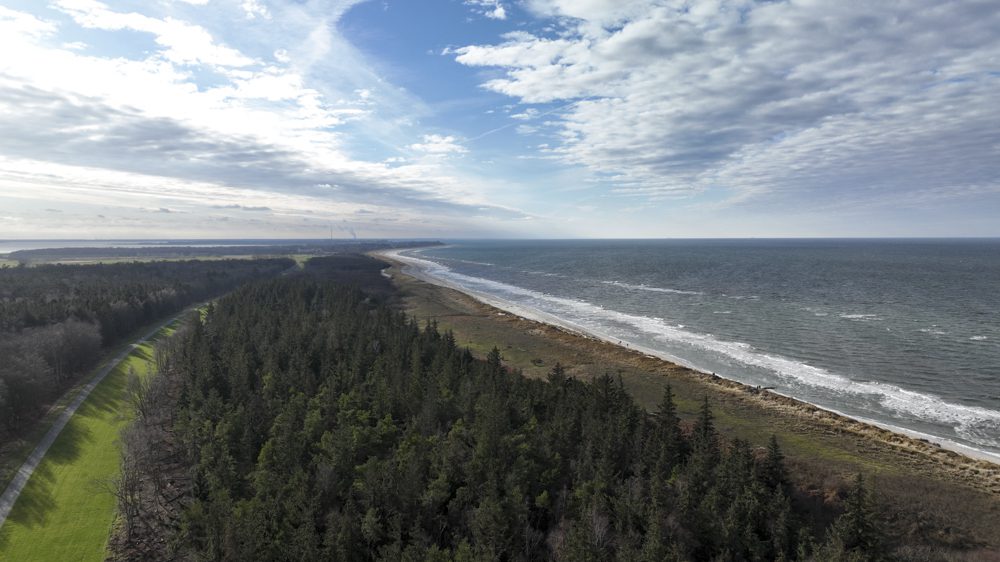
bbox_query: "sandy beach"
[374,249,1000,549]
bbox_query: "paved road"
[0,313,184,529]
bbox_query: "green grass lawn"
[0,328,172,561]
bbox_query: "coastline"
[373,248,1000,495]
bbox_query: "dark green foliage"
[165,277,883,561]
[0,258,293,336]
[812,474,887,562]
[302,254,396,297]
[0,258,291,434]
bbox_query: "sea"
[388,239,1000,463]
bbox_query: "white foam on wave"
[446,257,496,267]
[525,270,565,277]
[840,313,883,321]
[601,280,703,295]
[382,249,1000,460]
[918,327,948,335]
[970,336,989,341]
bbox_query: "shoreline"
[374,248,1000,490]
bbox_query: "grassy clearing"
[0,258,19,268]
[0,327,172,561]
[290,254,314,268]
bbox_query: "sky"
[0,0,999,239]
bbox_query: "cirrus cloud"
[0,1,529,238]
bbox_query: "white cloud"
[0,6,57,39]
[452,0,1000,207]
[240,0,270,20]
[511,108,539,120]
[0,3,527,238]
[409,134,468,155]
[54,0,255,67]
[524,0,653,27]
[465,0,506,20]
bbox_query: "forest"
[4,240,437,265]
[0,258,293,436]
[114,256,886,561]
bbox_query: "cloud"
[0,6,57,39]
[523,0,651,27]
[465,0,506,20]
[215,204,273,212]
[240,0,270,20]
[451,0,1000,207]
[409,134,468,155]
[54,0,256,67]
[0,3,528,238]
[511,108,539,120]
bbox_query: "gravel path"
[0,314,181,529]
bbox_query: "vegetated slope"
[0,258,293,437]
[115,270,887,561]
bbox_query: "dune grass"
[0,330,170,561]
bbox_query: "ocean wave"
[840,313,883,321]
[524,270,565,277]
[970,335,989,341]
[391,251,1000,453]
[600,280,702,295]
[446,258,496,267]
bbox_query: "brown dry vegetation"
[378,255,1000,556]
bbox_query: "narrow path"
[0,313,182,529]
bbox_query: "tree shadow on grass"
[77,367,133,420]
[133,345,154,363]
[0,338,160,551]
[79,347,154,421]
[0,419,92,541]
